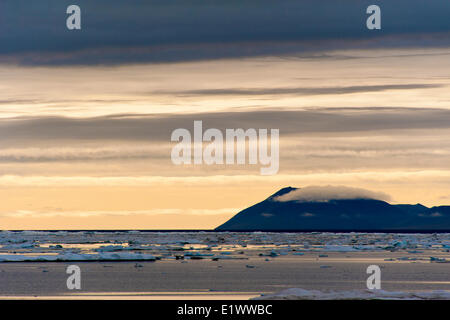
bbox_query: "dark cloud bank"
[0,0,449,65]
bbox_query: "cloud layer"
[2,107,450,143]
[164,84,443,97]
[0,0,449,65]
[275,185,392,202]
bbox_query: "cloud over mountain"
[216,186,450,231]
[274,185,392,202]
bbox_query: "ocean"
[0,231,449,299]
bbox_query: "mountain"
[215,187,450,231]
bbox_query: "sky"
[0,1,449,229]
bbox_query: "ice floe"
[254,288,450,300]
[0,231,448,263]
[0,252,156,262]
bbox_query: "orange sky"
[1,48,450,229]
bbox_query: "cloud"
[0,145,167,162]
[3,107,450,175]
[274,185,392,202]
[0,0,449,66]
[163,84,443,97]
[2,107,450,144]
[3,35,450,66]
[2,171,450,187]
